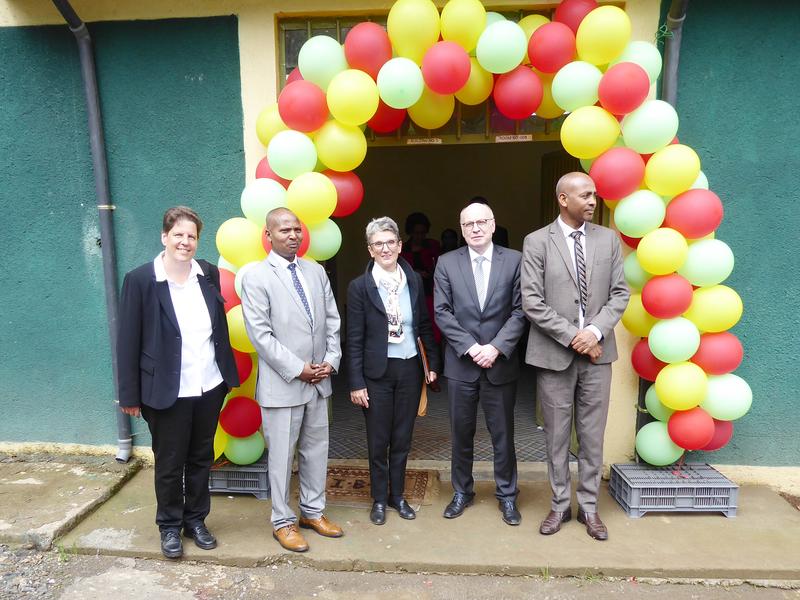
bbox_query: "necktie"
[287,263,313,324]
[474,256,487,310]
[571,231,587,311]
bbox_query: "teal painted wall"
[664,1,799,465]
[0,17,243,445]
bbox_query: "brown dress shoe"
[577,510,608,541]
[299,515,344,538]
[272,524,309,552]
[539,508,572,535]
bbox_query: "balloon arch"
[211,0,751,467]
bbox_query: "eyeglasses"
[368,239,399,251]
[461,218,494,231]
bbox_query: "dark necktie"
[287,263,313,324]
[571,231,587,311]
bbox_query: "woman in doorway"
[117,206,239,559]
[347,217,440,525]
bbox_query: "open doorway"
[328,140,579,461]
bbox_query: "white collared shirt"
[269,252,314,318]
[468,243,494,305]
[154,253,223,397]
[556,217,602,341]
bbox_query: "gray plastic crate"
[209,450,270,500]
[609,463,738,518]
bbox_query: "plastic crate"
[209,451,270,500]
[609,463,738,518]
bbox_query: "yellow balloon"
[388,0,441,64]
[645,144,701,197]
[213,424,228,461]
[519,14,550,41]
[286,172,337,226]
[560,105,620,159]
[326,69,380,126]
[255,103,287,147]
[621,293,659,337]
[226,305,255,353]
[228,362,258,400]
[576,5,631,66]
[455,58,493,105]
[655,362,708,411]
[535,73,564,119]
[408,86,455,130]
[216,217,267,267]
[683,285,743,333]
[314,120,367,172]
[440,0,486,53]
[637,228,688,275]
[604,198,619,210]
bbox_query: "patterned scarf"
[373,263,406,344]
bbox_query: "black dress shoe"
[370,502,387,525]
[499,499,521,526]
[183,523,217,550]
[388,498,416,520]
[160,529,183,558]
[443,493,474,519]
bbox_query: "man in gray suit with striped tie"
[521,172,629,541]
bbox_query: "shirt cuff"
[586,324,603,342]
[465,343,481,356]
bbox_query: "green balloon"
[225,432,265,465]
[614,190,666,238]
[240,178,287,224]
[306,219,342,261]
[551,61,603,112]
[648,317,701,363]
[609,40,663,85]
[644,384,674,422]
[476,20,527,74]
[635,421,683,466]
[691,170,709,190]
[624,251,653,291]
[678,239,735,287]
[266,130,317,180]
[700,374,752,421]
[377,57,424,109]
[298,35,348,90]
[485,11,506,26]
[622,100,679,154]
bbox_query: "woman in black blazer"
[347,216,440,525]
[117,206,239,559]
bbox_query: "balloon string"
[671,453,689,479]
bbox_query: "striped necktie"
[287,263,313,324]
[570,231,587,311]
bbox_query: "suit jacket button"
[573,319,578,324]
[574,299,579,304]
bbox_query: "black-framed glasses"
[461,218,494,230]
[368,239,399,251]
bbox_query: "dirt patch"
[779,492,800,511]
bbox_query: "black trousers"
[141,382,226,531]
[448,373,518,500]
[363,357,423,503]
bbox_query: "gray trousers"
[537,356,611,513]
[261,395,329,529]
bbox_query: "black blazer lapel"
[364,260,387,317]
[456,247,481,310]
[482,246,504,309]
[197,266,222,328]
[155,279,180,333]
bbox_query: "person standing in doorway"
[521,172,629,541]
[433,201,528,525]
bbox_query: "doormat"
[325,466,436,508]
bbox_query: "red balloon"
[219,396,262,438]
[286,67,303,84]
[277,80,328,133]
[619,232,641,249]
[691,332,744,375]
[367,99,407,133]
[528,22,576,74]
[598,62,650,115]
[664,189,724,239]
[232,349,253,383]
[701,419,734,452]
[493,66,543,120]
[255,156,290,188]
[219,268,240,312]
[344,22,392,80]
[422,41,471,95]
[262,221,310,256]
[325,170,364,218]
[631,338,667,381]
[554,0,598,34]
[641,274,694,319]
[668,407,715,450]
[589,147,645,200]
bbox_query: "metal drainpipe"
[51,0,132,462]
[661,0,690,108]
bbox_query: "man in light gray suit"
[434,202,528,526]
[241,207,342,553]
[521,172,629,541]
